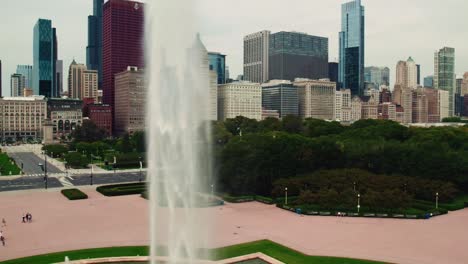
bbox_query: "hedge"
[96,182,146,196]
[61,189,88,200]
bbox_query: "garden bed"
[61,189,88,200]
[96,183,146,196]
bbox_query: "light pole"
[285,187,288,205]
[139,157,143,182]
[357,193,361,213]
[64,161,68,178]
[353,181,356,192]
[211,184,214,197]
[113,156,117,175]
[90,164,94,186]
[436,192,439,209]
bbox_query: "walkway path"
[0,189,467,264]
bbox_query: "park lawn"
[212,240,386,264]
[0,153,20,176]
[0,240,385,264]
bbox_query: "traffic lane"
[70,172,146,186]
[8,152,62,174]
[0,177,62,192]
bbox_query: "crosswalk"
[58,176,74,187]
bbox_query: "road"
[0,172,147,192]
[7,152,62,175]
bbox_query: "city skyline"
[1,0,468,95]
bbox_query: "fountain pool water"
[146,0,213,263]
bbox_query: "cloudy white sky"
[1,0,467,95]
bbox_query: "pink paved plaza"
[0,188,467,264]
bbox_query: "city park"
[0,118,467,263]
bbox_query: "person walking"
[1,218,5,227]
[0,231,4,246]
[22,214,26,223]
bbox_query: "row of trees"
[215,117,468,197]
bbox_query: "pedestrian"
[1,218,5,227]
[0,234,5,246]
[22,214,26,223]
[28,213,32,223]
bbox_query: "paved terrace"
[0,188,467,264]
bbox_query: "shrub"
[97,182,146,196]
[0,153,21,175]
[65,152,89,168]
[43,144,68,158]
[222,195,254,203]
[61,189,88,200]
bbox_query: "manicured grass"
[0,240,385,264]
[0,153,21,176]
[212,240,386,264]
[0,246,149,264]
[61,189,88,200]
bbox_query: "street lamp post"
[113,156,117,175]
[139,157,143,182]
[90,164,94,186]
[357,193,361,213]
[211,184,214,197]
[44,152,48,189]
[285,187,288,205]
[436,192,439,209]
[353,181,356,192]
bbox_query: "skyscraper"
[103,0,144,118]
[56,60,63,95]
[10,74,25,97]
[261,80,299,118]
[16,65,33,89]
[434,47,455,116]
[364,66,390,89]
[68,60,87,99]
[339,0,365,95]
[87,0,104,89]
[243,30,270,83]
[328,62,339,84]
[269,31,328,81]
[424,75,434,88]
[208,52,226,84]
[396,57,418,89]
[416,64,421,85]
[33,19,57,98]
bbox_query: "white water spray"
[146,1,213,263]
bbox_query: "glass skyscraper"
[339,0,365,95]
[208,52,226,84]
[87,0,104,89]
[33,19,57,97]
[434,47,455,117]
[16,65,33,89]
[269,31,328,81]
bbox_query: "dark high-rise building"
[416,64,421,85]
[103,0,144,118]
[87,0,104,89]
[269,31,328,81]
[33,19,58,98]
[16,65,33,89]
[328,62,339,85]
[261,80,298,118]
[208,52,226,84]
[424,75,434,88]
[339,0,365,95]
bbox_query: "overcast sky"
[1,0,467,96]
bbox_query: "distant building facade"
[243,30,270,83]
[0,96,47,141]
[87,0,104,89]
[269,31,328,81]
[261,80,298,118]
[208,52,226,84]
[47,98,83,138]
[339,0,365,95]
[10,74,25,97]
[103,0,145,118]
[16,65,33,89]
[295,79,336,120]
[328,62,339,85]
[424,75,434,88]
[364,66,390,89]
[33,19,58,97]
[114,66,146,136]
[218,81,262,121]
[434,47,455,116]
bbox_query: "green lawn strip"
[0,240,385,264]
[0,153,21,176]
[0,246,149,264]
[212,240,384,264]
